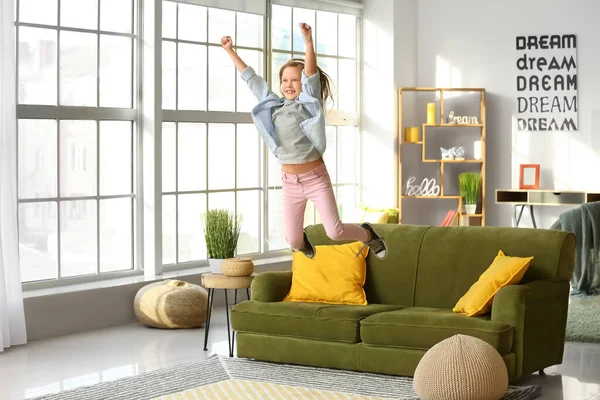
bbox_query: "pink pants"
[281,163,369,249]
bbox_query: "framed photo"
[519,164,540,189]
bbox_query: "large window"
[15,0,361,284]
[16,0,137,283]
[161,2,264,266]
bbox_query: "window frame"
[18,0,363,289]
[16,0,140,289]
[159,1,270,271]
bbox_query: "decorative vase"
[465,204,477,214]
[474,140,482,160]
[427,103,436,124]
[404,126,419,142]
[208,258,223,274]
[222,257,254,277]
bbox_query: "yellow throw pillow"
[362,210,389,224]
[283,241,369,306]
[453,250,533,317]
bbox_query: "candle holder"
[404,126,419,142]
[427,103,436,124]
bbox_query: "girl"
[221,23,387,259]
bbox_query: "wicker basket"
[221,257,254,277]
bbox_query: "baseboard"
[24,262,291,341]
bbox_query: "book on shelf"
[441,210,459,227]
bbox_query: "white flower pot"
[464,204,477,214]
[208,258,223,274]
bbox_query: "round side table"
[201,273,254,357]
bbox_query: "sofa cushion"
[360,307,513,355]
[305,224,430,306]
[283,241,369,305]
[231,301,405,343]
[453,250,533,317]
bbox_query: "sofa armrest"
[491,280,570,380]
[251,271,293,302]
[492,280,564,317]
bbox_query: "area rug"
[32,355,541,400]
[566,295,600,343]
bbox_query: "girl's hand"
[299,23,312,41]
[221,36,233,51]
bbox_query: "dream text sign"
[516,34,578,131]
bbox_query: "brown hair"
[279,58,334,110]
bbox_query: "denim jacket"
[240,66,327,158]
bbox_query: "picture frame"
[519,164,540,189]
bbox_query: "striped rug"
[33,355,541,400]
[155,379,384,399]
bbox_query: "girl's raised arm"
[299,23,316,76]
[222,35,274,102]
[221,36,248,73]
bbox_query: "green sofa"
[230,224,575,382]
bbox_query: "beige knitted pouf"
[134,279,208,329]
[413,334,509,400]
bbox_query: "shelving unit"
[396,87,486,226]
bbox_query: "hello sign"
[405,177,440,196]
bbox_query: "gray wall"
[24,262,291,341]
[416,0,600,228]
[361,0,600,227]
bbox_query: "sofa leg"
[539,369,545,375]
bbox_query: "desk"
[495,189,600,227]
[201,273,254,357]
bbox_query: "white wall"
[415,0,600,227]
[24,261,290,341]
[361,0,417,209]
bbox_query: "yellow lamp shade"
[404,127,419,142]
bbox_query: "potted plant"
[459,172,481,215]
[202,209,243,273]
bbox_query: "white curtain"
[0,0,27,352]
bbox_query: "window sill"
[23,254,292,299]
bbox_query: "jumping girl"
[221,23,387,259]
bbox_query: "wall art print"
[516,34,578,131]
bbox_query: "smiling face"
[280,65,303,100]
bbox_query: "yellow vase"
[427,103,436,124]
[404,127,419,142]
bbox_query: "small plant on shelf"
[459,172,481,214]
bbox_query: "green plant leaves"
[201,209,243,259]
[458,172,481,205]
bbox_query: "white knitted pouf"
[413,334,509,400]
[134,279,208,329]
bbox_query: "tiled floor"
[0,306,599,400]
